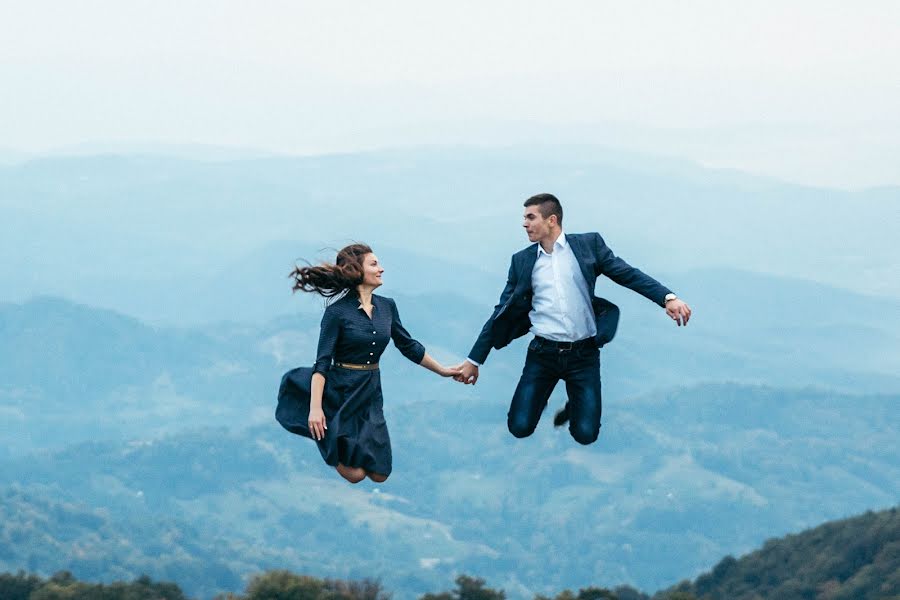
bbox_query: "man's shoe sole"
[553,407,569,427]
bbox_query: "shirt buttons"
[366,361,370,364]
[372,341,376,345]
[372,331,376,334]
[369,352,374,356]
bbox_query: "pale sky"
[2,0,899,188]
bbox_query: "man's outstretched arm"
[593,232,692,326]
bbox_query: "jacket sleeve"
[468,255,519,364]
[389,298,427,364]
[592,232,672,306]
[313,307,340,376]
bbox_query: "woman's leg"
[336,463,367,484]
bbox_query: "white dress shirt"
[528,232,597,342]
[465,232,597,367]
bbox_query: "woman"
[276,243,460,483]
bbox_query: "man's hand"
[665,299,692,326]
[453,361,480,385]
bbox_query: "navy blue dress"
[276,294,425,475]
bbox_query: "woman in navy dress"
[276,243,460,483]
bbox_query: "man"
[455,193,691,444]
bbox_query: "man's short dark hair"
[524,193,563,225]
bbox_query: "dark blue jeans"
[508,337,602,444]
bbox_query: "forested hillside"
[2,507,897,599]
[660,506,900,600]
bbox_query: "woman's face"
[360,253,384,289]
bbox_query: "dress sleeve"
[389,298,426,364]
[313,307,340,376]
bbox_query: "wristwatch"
[664,293,677,304]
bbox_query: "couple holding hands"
[276,194,692,484]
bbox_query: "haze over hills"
[0,291,898,597]
[1,383,897,598]
[1,146,897,598]
[2,506,897,599]
[1,146,898,327]
[2,265,898,456]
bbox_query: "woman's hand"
[308,407,327,441]
[438,364,463,378]
[418,353,462,379]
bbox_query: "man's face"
[523,205,555,243]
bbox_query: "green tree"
[611,585,649,600]
[662,593,697,600]
[224,570,390,600]
[535,592,575,600]
[242,570,327,600]
[421,575,504,600]
[27,572,188,600]
[575,588,617,600]
[0,570,44,600]
[536,588,618,600]
[326,578,391,600]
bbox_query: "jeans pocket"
[577,344,600,363]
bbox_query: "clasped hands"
[451,361,479,385]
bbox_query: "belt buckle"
[558,341,573,352]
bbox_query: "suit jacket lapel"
[519,243,539,290]
[567,234,596,287]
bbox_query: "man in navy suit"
[455,193,691,444]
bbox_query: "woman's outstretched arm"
[418,353,462,378]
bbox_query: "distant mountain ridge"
[1,146,897,326]
[1,273,898,457]
[1,142,897,600]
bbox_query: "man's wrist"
[664,293,677,304]
[466,357,482,367]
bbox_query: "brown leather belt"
[334,361,379,371]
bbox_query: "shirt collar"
[357,296,376,311]
[537,231,567,256]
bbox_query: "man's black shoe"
[553,403,570,427]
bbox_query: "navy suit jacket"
[468,232,672,364]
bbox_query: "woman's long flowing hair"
[290,243,372,299]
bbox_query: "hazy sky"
[2,1,899,188]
